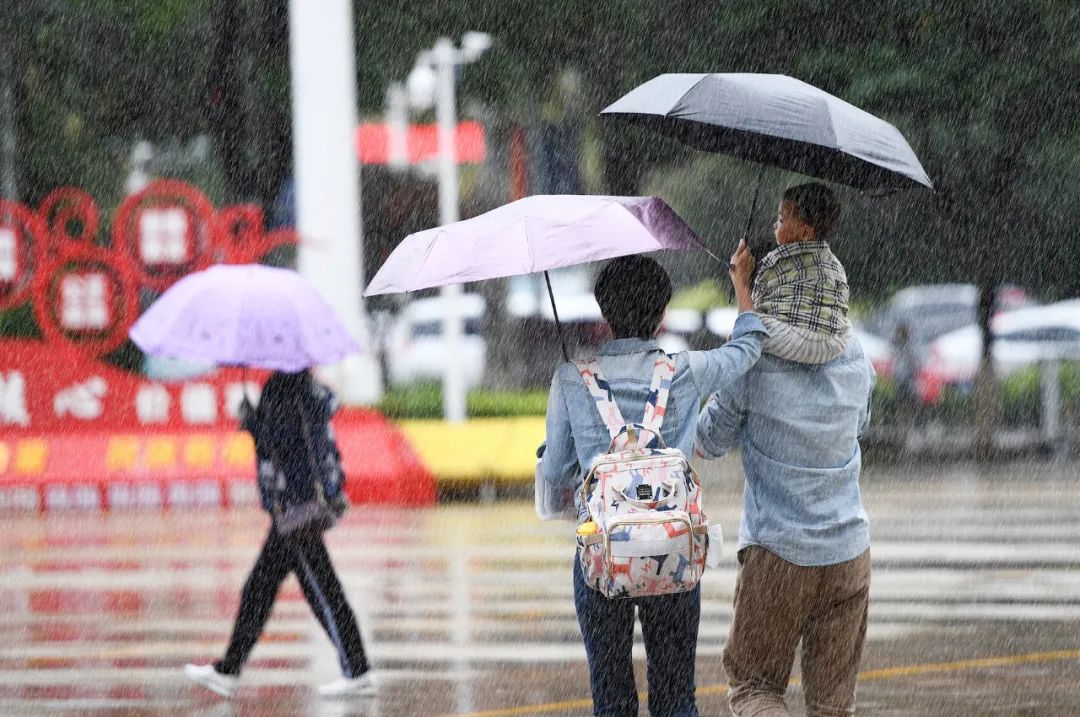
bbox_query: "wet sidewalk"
[2,456,1080,715]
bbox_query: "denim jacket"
[540,312,768,521]
[696,340,876,566]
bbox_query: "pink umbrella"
[130,264,360,372]
[363,195,714,360]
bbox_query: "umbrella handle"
[544,271,570,363]
[741,166,767,243]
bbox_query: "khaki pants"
[723,546,870,716]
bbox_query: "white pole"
[434,38,467,423]
[1041,357,1061,447]
[386,82,409,172]
[288,0,382,403]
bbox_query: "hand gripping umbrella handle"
[728,166,767,299]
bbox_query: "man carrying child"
[697,183,876,716]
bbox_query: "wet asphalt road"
[3,455,1080,716]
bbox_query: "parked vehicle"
[918,299,1080,402]
[705,307,740,341]
[853,327,895,377]
[386,294,487,388]
[656,308,703,354]
[507,267,601,322]
[866,283,1034,350]
[706,307,891,374]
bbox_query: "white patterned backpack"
[574,354,709,599]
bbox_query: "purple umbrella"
[363,195,711,360]
[130,264,360,372]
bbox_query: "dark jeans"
[573,556,701,717]
[215,525,368,678]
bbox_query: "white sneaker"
[318,671,377,698]
[184,663,238,698]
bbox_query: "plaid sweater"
[752,240,850,338]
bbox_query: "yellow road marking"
[440,647,1080,717]
[857,648,1080,682]
[439,698,596,717]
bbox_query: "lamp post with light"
[406,33,492,423]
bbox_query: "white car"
[655,308,703,354]
[853,327,895,377]
[507,267,601,321]
[707,307,893,373]
[662,308,703,334]
[867,282,1034,348]
[705,307,740,340]
[386,294,487,388]
[919,299,1080,401]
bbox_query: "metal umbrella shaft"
[743,166,767,243]
[728,166,768,300]
[544,270,570,363]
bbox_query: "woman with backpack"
[184,369,373,700]
[538,243,765,717]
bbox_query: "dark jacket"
[243,370,343,512]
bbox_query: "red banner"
[356,121,486,165]
[0,182,437,510]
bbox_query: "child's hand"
[729,239,756,313]
[729,239,756,287]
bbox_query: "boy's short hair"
[594,255,672,339]
[783,183,841,238]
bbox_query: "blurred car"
[386,293,487,387]
[705,307,740,340]
[662,308,703,334]
[656,308,704,354]
[853,327,895,377]
[866,283,1034,349]
[507,267,601,322]
[918,299,1080,402]
[707,307,891,373]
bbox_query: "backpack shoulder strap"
[574,358,625,440]
[641,353,676,434]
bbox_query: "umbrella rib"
[414,230,445,290]
[523,216,535,272]
[820,96,842,151]
[675,74,714,116]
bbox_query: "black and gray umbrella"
[601,73,933,244]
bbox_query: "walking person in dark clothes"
[184,369,374,699]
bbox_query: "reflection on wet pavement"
[3,456,1080,715]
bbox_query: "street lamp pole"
[385,81,408,172]
[407,34,490,424]
[432,38,466,424]
[288,0,382,404]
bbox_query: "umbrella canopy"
[601,73,933,191]
[363,194,707,296]
[130,264,360,372]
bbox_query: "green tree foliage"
[6,0,214,208]
[5,0,1078,296]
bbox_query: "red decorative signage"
[0,199,46,311]
[1,179,297,421]
[0,181,437,510]
[356,121,487,165]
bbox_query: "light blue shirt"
[696,340,876,566]
[540,312,768,521]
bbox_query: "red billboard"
[0,181,434,510]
